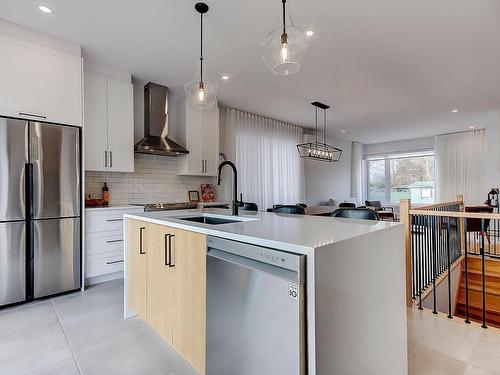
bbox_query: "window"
[366,152,435,204]
[367,159,385,202]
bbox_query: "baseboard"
[85,271,123,286]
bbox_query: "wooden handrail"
[417,201,463,210]
[410,210,500,220]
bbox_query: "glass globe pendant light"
[260,0,310,75]
[184,2,218,109]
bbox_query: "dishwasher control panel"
[207,236,305,276]
[256,249,287,266]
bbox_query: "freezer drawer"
[0,118,28,222]
[207,245,306,375]
[0,222,26,306]
[30,122,80,219]
[33,218,81,298]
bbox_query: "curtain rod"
[436,128,486,137]
[221,105,304,130]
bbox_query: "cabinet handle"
[110,151,113,168]
[19,112,46,119]
[107,219,123,222]
[164,233,170,266]
[168,234,175,267]
[204,159,206,173]
[104,151,108,168]
[201,159,204,173]
[139,227,146,254]
[106,239,123,243]
[106,259,124,265]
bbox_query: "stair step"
[455,304,500,328]
[456,288,500,311]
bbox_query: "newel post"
[400,198,413,307]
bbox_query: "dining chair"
[273,205,306,215]
[331,208,380,221]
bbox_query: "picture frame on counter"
[188,190,200,203]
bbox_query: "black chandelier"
[297,102,342,162]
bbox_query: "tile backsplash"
[85,154,215,205]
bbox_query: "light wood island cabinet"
[126,220,206,374]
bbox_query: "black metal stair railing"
[411,205,461,317]
[409,204,500,329]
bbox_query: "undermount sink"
[177,216,243,225]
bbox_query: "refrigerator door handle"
[25,163,33,220]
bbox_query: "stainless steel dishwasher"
[206,236,306,375]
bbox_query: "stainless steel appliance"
[0,117,80,307]
[206,236,306,375]
[134,82,189,156]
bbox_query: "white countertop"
[124,208,403,253]
[85,204,144,212]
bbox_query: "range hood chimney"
[134,82,189,156]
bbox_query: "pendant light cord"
[323,109,327,144]
[315,107,318,145]
[200,12,204,83]
[282,0,286,34]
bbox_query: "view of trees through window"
[367,154,435,204]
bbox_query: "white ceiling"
[1,0,500,143]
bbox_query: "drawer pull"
[106,239,124,243]
[106,259,124,265]
[107,219,123,222]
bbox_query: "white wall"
[304,136,353,206]
[486,113,500,189]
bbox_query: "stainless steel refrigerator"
[0,117,81,307]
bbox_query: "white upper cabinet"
[178,102,219,176]
[107,78,134,172]
[84,72,134,172]
[84,73,108,171]
[0,35,83,126]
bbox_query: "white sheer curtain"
[223,108,304,211]
[435,129,487,204]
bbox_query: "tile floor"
[1,280,500,374]
[0,280,197,375]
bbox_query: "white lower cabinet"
[85,207,143,284]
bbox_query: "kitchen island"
[123,209,407,375]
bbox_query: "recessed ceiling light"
[38,5,53,13]
[340,129,346,133]
[305,30,314,37]
[452,109,459,113]
[372,140,377,143]
[469,126,475,129]
[221,75,229,80]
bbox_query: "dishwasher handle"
[207,248,304,284]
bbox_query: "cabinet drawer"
[85,231,124,256]
[86,212,126,233]
[85,251,124,277]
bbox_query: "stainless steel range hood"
[134,82,189,156]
